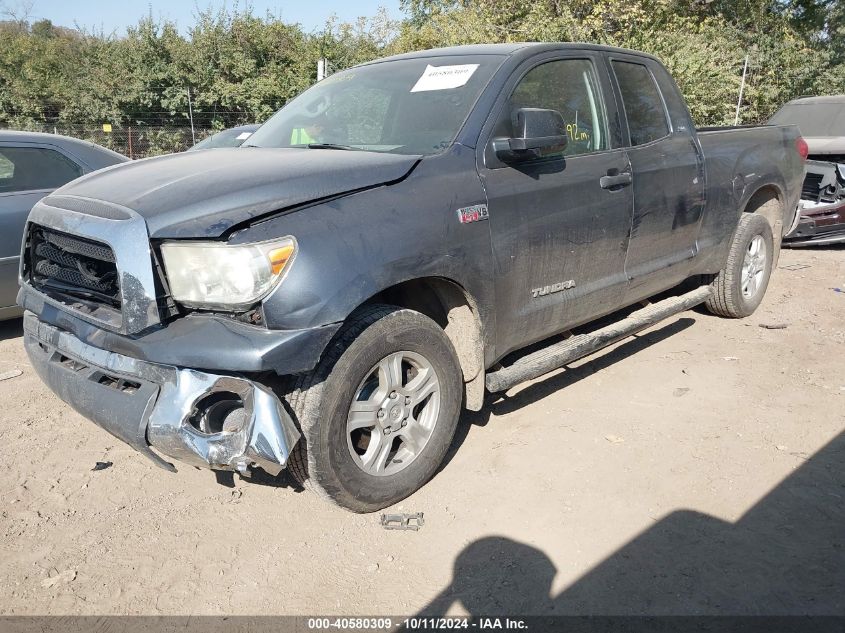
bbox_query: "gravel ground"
[0,246,843,616]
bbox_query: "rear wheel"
[705,213,774,318]
[286,305,462,513]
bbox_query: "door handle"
[600,171,632,189]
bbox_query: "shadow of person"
[414,431,845,623]
[414,536,558,618]
[555,430,845,615]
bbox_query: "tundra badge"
[532,280,576,298]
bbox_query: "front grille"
[801,172,823,203]
[27,225,121,308]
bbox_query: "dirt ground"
[0,246,842,616]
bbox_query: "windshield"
[246,55,503,156]
[769,102,845,137]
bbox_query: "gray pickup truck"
[18,43,804,512]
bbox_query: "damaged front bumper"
[23,311,300,475]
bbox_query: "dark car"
[188,124,260,151]
[769,95,845,246]
[18,44,804,511]
[0,131,127,320]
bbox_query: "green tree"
[0,0,841,140]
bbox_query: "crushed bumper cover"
[23,311,300,475]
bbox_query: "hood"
[52,147,420,238]
[804,136,845,155]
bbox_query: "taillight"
[795,137,809,161]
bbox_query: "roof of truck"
[361,42,660,66]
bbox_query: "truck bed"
[694,123,804,268]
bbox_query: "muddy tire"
[705,213,774,318]
[285,305,462,513]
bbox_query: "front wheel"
[285,305,463,513]
[706,212,774,318]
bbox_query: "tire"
[285,305,463,513]
[705,213,774,318]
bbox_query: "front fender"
[232,147,494,334]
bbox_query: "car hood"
[804,136,845,155]
[52,147,420,238]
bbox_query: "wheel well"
[744,186,782,225]
[743,185,785,260]
[366,278,486,411]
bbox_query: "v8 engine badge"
[456,204,489,224]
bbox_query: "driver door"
[478,53,634,359]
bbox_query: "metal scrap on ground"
[381,513,425,531]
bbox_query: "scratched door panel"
[608,57,706,299]
[624,134,705,287]
[478,55,634,359]
[483,150,633,358]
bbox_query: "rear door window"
[611,61,670,146]
[0,146,83,194]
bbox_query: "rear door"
[0,143,84,309]
[478,51,634,359]
[608,55,706,298]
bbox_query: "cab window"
[611,61,670,146]
[503,58,608,157]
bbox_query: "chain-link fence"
[12,124,233,159]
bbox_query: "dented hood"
[53,147,420,238]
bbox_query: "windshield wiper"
[305,143,358,151]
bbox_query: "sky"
[25,0,403,34]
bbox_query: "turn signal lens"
[268,244,295,275]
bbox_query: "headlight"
[160,237,296,309]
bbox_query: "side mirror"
[493,108,568,162]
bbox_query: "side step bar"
[485,286,713,393]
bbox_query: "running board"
[485,286,713,393]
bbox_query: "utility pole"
[734,55,749,126]
[186,87,196,145]
[317,58,326,82]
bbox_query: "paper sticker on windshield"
[411,64,479,92]
[236,132,252,140]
